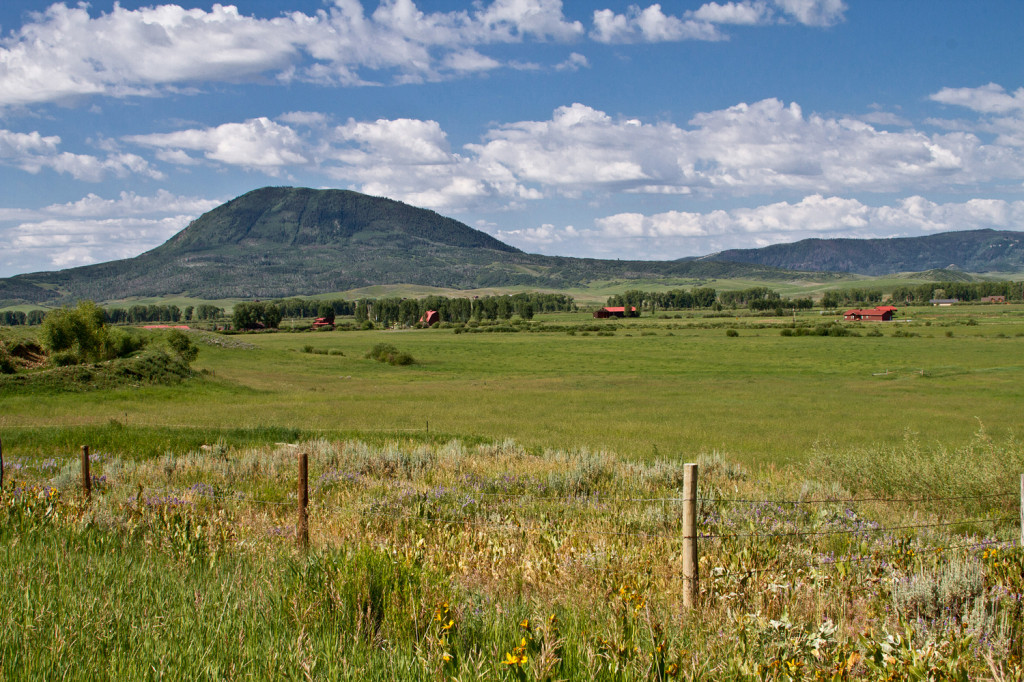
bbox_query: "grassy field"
[3,305,1024,464]
[2,304,1024,679]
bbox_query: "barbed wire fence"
[3,445,1023,607]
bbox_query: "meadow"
[2,303,1024,679]
[3,304,1024,463]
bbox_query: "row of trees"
[104,303,226,323]
[2,304,226,326]
[608,288,719,312]
[608,287,813,312]
[0,310,47,326]
[232,302,283,330]
[272,298,355,319]
[354,293,576,327]
[889,281,1024,304]
[819,281,1024,307]
[717,287,813,311]
[820,288,885,308]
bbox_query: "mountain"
[706,229,1024,275]
[0,187,810,304]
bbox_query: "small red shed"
[593,306,637,319]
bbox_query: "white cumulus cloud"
[125,117,308,171]
[930,83,1024,115]
[115,92,1024,212]
[0,1,586,106]
[584,195,1024,259]
[0,128,162,181]
[590,0,844,43]
[0,190,222,275]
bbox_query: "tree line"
[355,292,576,327]
[608,288,718,312]
[819,281,1024,307]
[608,287,812,313]
[888,281,1024,304]
[1,310,47,326]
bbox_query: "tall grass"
[2,436,1021,679]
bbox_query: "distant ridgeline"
[709,229,1024,275]
[0,186,829,307]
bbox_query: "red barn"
[420,310,439,325]
[593,306,637,319]
[843,306,896,321]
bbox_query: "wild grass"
[2,433,1021,679]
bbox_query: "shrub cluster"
[365,343,414,366]
[40,301,147,365]
[301,345,344,356]
[779,323,858,337]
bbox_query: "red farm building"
[843,306,897,321]
[312,317,333,328]
[420,310,439,326]
[593,306,637,319]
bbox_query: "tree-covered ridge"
[159,187,520,253]
[709,229,1024,275]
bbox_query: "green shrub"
[165,330,198,363]
[103,327,147,359]
[0,349,14,374]
[40,301,148,365]
[365,343,415,366]
[725,329,739,337]
[49,351,79,367]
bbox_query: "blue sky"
[1,0,1023,277]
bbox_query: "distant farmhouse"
[930,298,959,306]
[419,310,439,326]
[980,295,1006,304]
[843,305,897,322]
[312,317,333,328]
[593,306,637,319]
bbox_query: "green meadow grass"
[4,308,1023,465]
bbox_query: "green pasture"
[3,307,1022,466]
[4,306,1024,679]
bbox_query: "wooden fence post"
[682,463,699,609]
[297,452,309,550]
[81,445,91,501]
[1020,473,1023,548]
[0,437,4,490]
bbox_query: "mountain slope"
[160,187,518,253]
[0,187,855,304]
[707,229,1024,275]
